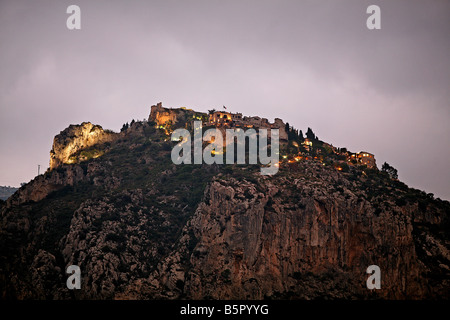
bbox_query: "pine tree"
[299,130,304,140]
[306,127,316,140]
[121,122,129,132]
[382,162,398,180]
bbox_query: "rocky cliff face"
[118,165,448,299]
[49,122,116,170]
[6,165,86,207]
[0,108,449,300]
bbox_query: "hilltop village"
[46,102,377,175]
[148,102,376,170]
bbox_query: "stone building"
[209,111,234,126]
[302,138,313,151]
[149,102,179,125]
[150,104,288,142]
[209,111,288,141]
[348,151,376,168]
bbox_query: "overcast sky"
[0,0,449,200]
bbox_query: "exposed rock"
[122,165,449,300]
[6,165,86,207]
[30,250,65,299]
[49,122,116,170]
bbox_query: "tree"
[306,127,316,140]
[208,109,216,114]
[382,162,398,180]
[121,122,129,132]
[285,123,302,141]
[341,163,350,172]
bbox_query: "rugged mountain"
[0,186,18,201]
[0,103,449,300]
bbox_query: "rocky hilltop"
[0,103,448,300]
[49,122,116,170]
